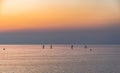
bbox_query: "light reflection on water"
[0,45,120,73]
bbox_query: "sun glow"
[0,0,119,31]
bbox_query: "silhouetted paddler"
[50,44,52,49]
[84,45,88,48]
[71,44,73,49]
[42,45,45,49]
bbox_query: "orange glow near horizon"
[0,0,120,32]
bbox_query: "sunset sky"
[0,0,120,44]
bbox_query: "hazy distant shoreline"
[0,43,119,45]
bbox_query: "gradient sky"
[0,0,120,44]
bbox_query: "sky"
[0,0,120,44]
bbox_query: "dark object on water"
[50,44,52,49]
[42,45,45,49]
[71,44,73,49]
[3,48,5,50]
[84,45,88,48]
[90,48,92,51]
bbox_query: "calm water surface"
[0,45,120,73]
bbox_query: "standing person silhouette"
[71,44,73,50]
[42,44,45,49]
[50,44,52,49]
[84,45,88,48]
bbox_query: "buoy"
[90,48,92,51]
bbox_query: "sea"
[0,44,120,73]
